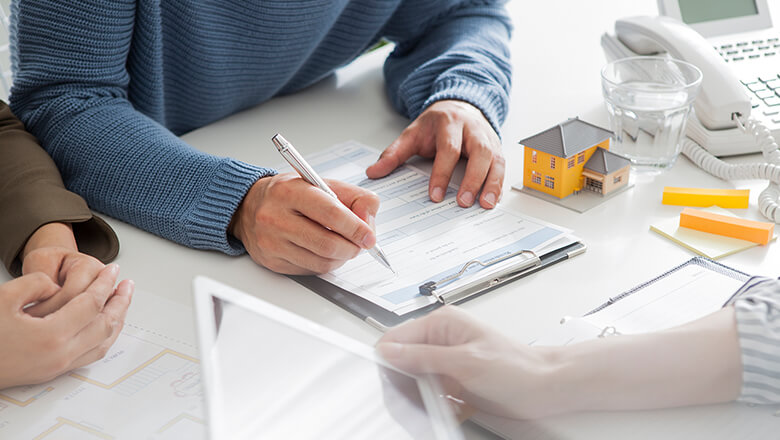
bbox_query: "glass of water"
[601,56,702,172]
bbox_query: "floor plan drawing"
[0,292,206,439]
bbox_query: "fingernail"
[107,264,120,275]
[431,187,444,202]
[483,192,496,207]
[367,214,376,230]
[459,191,474,206]
[377,342,403,359]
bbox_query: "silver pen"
[271,133,396,274]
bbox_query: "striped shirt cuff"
[732,276,780,404]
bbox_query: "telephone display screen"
[678,0,758,24]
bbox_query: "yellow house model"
[520,118,629,199]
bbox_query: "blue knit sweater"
[9,0,512,255]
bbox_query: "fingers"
[48,264,120,336]
[26,253,105,317]
[380,306,480,346]
[478,154,505,209]
[366,100,503,208]
[237,174,380,275]
[365,132,419,179]
[66,279,134,370]
[377,342,460,376]
[458,124,503,209]
[429,124,462,203]
[262,235,348,275]
[326,179,381,225]
[296,184,377,251]
[0,272,60,310]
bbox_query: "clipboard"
[531,256,752,348]
[583,256,750,316]
[290,241,586,330]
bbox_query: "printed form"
[280,142,574,315]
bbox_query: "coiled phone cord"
[681,115,780,224]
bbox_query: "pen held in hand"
[271,133,397,274]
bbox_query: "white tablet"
[192,276,463,440]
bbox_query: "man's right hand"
[230,173,381,275]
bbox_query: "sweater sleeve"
[0,101,119,277]
[9,0,274,256]
[380,0,512,136]
[728,276,780,404]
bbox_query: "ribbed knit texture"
[9,0,512,254]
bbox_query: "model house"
[520,118,630,199]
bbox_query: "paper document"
[278,142,574,315]
[531,260,746,346]
[0,292,206,439]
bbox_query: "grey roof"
[583,147,631,175]
[518,118,613,158]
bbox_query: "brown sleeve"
[0,101,119,277]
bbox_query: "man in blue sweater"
[10,1,512,275]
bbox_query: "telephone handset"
[614,16,750,131]
[602,17,764,156]
[602,15,780,223]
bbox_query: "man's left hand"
[366,100,504,208]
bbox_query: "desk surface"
[5,1,780,438]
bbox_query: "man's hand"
[366,100,504,209]
[0,265,133,389]
[230,173,381,275]
[21,223,106,317]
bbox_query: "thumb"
[366,135,416,179]
[377,342,461,377]
[0,273,60,311]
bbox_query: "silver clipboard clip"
[418,249,541,305]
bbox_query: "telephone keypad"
[742,75,780,130]
[717,35,780,62]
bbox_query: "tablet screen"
[198,292,461,440]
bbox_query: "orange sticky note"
[662,187,749,208]
[679,208,774,245]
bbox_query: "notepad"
[650,206,778,259]
[276,141,584,327]
[531,257,749,346]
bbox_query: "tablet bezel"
[192,275,463,440]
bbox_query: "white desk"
[4,1,779,438]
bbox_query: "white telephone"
[602,15,780,224]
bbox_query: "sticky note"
[662,187,749,208]
[651,206,777,259]
[679,208,774,245]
